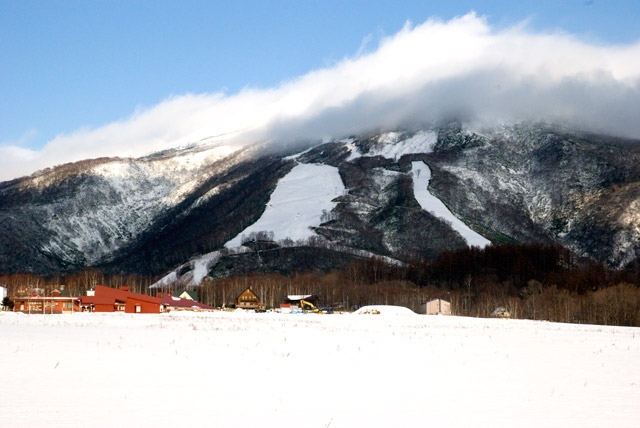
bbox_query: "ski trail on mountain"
[411,161,490,248]
[225,163,345,247]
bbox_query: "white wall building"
[425,298,451,315]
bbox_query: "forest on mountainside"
[2,243,640,326]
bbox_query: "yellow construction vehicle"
[300,299,321,313]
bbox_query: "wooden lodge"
[236,287,263,310]
[13,289,81,314]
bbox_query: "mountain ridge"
[2,121,640,280]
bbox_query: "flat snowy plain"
[2,309,639,428]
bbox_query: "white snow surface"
[225,162,345,247]
[2,311,639,428]
[36,143,241,264]
[412,161,491,248]
[347,130,438,161]
[150,251,221,289]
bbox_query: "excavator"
[299,299,321,314]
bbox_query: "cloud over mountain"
[2,12,639,182]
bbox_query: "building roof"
[236,288,259,299]
[161,294,214,310]
[93,285,161,305]
[285,294,318,303]
[174,290,197,301]
[79,295,117,306]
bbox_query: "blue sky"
[1,0,639,180]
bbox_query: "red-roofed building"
[13,289,81,314]
[79,285,161,313]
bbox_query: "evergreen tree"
[2,296,14,310]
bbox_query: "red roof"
[94,285,161,305]
[79,295,116,306]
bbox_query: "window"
[135,305,141,313]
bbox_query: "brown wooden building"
[14,289,81,314]
[236,288,262,310]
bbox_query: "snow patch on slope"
[41,144,241,265]
[347,130,437,161]
[411,161,490,248]
[225,163,345,247]
[151,251,222,289]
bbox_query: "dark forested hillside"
[2,122,640,283]
[99,156,295,275]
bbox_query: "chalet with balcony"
[236,287,262,310]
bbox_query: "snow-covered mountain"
[2,121,640,281]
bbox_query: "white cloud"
[2,12,639,182]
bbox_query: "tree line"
[2,243,640,326]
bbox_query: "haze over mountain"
[2,12,639,182]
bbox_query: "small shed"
[236,288,262,310]
[424,298,451,315]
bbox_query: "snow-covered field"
[2,309,638,428]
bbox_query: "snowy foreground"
[2,309,639,428]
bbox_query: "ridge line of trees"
[2,243,639,326]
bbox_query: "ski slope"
[225,162,344,247]
[412,161,491,247]
[345,131,489,248]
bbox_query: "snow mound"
[354,305,416,315]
